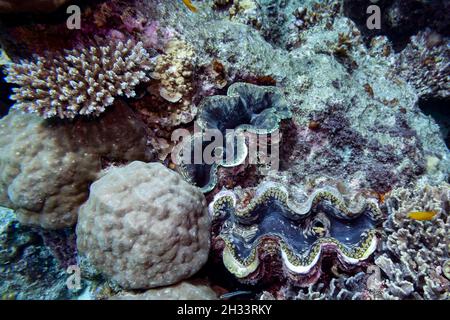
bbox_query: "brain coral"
[76,161,211,289]
[0,101,150,229]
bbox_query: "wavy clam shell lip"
[176,83,291,193]
[175,132,249,193]
[211,182,382,281]
[196,82,292,135]
[222,232,378,279]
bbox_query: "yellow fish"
[182,0,197,12]
[407,211,437,221]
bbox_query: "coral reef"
[5,40,152,119]
[210,180,382,286]
[112,281,218,300]
[0,0,448,301]
[76,161,210,289]
[375,182,449,299]
[175,82,291,193]
[0,101,151,229]
[395,29,449,100]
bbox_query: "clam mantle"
[210,181,383,284]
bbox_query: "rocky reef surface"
[0,0,448,300]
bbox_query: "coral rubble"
[0,207,81,299]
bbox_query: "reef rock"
[76,161,211,289]
[0,207,81,299]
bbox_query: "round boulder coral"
[0,101,150,229]
[76,161,210,289]
[111,281,218,300]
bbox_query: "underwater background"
[0,0,448,300]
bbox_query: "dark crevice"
[0,67,13,118]
[418,97,450,148]
[343,0,450,52]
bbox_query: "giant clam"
[175,82,291,192]
[209,181,383,285]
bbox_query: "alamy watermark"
[366,0,381,30]
[66,5,81,30]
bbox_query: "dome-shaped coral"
[76,161,211,289]
[0,101,150,229]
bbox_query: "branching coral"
[283,271,369,300]
[5,40,152,119]
[395,29,449,100]
[376,182,450,299]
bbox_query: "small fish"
[407,211,437,221]
[220,290,254,300]
[182,0,197,13]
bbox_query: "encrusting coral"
[0,101,151,229]
[376,182,449,299]
[5,40,152,119]
[149,39,195,104]
[76,161,211,290]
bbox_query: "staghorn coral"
[395,29,449,100]
[376,182,450,299]
[5,40,152,119]
[0,101,151,229]
[209,180,382,286]
[76,161,211,290]
[111,281,218,300]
